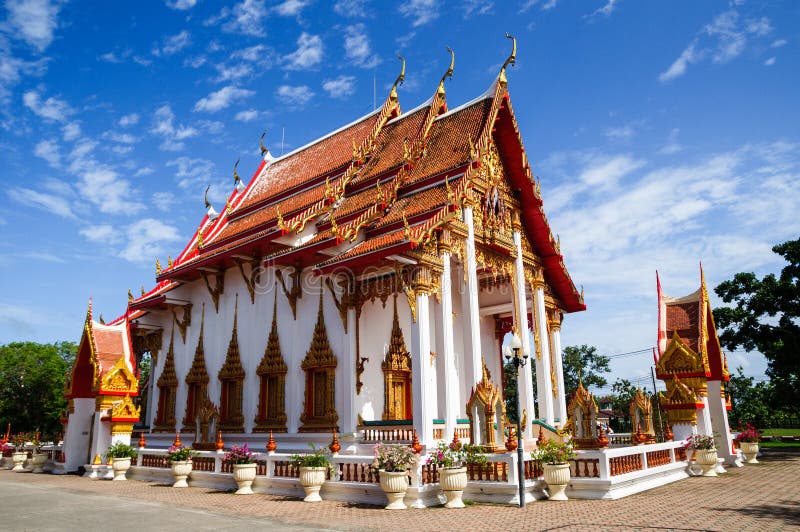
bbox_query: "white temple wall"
[479,316,502,389]
[63,398,94,471]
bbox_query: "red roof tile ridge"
[435,81,496,121]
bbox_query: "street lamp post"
[504,332,529,508]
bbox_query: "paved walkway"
[0,451,798,531]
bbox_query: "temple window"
[182,304,210,432]
[382,295,412,421]
[299,291,339,432]
[254,293,288,432]
[218,295,245,433]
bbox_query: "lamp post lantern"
[504,331,529,508]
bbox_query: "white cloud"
[70,156,143,216]
[104,131,138,144]
[22,90,73,122]
[231,44,267,62]
[334,0,368,17]
[62,121,81,140]
[659,128,682,155]
[166,0,197,9]
[343,24,379,68]
[214,62,253,82]
[119,219,182,263]
[771,39,787,48]
[658,41,698,83]
[0,40,48,101]
[398,0,438,27]
[210,0,269,37]
[275,84,314,107]
[283,32,323,70]
[463,0,493,17]
[5,0,63,52]
[118,113,139,127]
[153,30,191,56]
[193,85,255,112]
[273,0,310,16]
[322,76,356,99]
[33,138,61,168]
[585,0,618,19]
[604,124,635,140]
[184,55,207,68]
[8,187,76,219]
[151,104,198,150]
[152,191,176,212]
[166,156,216,190]
[135,166,154,177]
[660,10,775,82]
[764,56,776,66]
[79,224,120,244]
[234,109,262,122]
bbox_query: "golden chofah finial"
[167,255,173,268]
[127,289,134,302]
[555,234,561,254]
[390,55,406,101]
[156,257,162,275]
[141,286,146,296]
[498,32,517,86]
[233,158,241,185]
[99,314,105,325]
[204,185,211,209]
[259,130,269,157]
[437,46,455,96]
[276,205,287,232]
[402,212,411,240]
[352,139,359,160]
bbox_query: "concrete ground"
[0,451,798,532]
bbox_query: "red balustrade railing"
[140,454,170,468]
[571,458,600,478]
[523,459,543,480]
[646,449,671,468]
[609,454,643,476]
[338,462,379,483]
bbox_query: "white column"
[707,380,740,466]
[550,324,567,426]
[533,283,555,425]
[338,306,358,435]
[513,230,536,438]
[463,207,483,388]
[439,253,459,442]
[411,290,434,447]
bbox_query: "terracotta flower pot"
[233,463,257,495]
[299,466,327,502]
[439,467,468,509]
[379,470,409,510]
[739,442,759,464]
[694,449,718,477]
[111,457,131,481]
[543,463,571,500]
[171,460,192,487]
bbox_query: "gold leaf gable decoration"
[382,296,411,373]
[110,394,141,421]
[657,332,705,375]
[662,375,698,405]
[100,357,139,395]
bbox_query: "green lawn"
[760,441,800,449]
[761,428,800,437]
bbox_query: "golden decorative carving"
[299,291,338,432]
[659,376,700,425]
[154,325,178,432]
[111,394,141,421]
[235,256,262,304]
[562,381,603,449]
[171,304,192,344]
[466,360,506,452]
[382,296,412,420]
[155,257,162,275]
[99,357,139,395]
[356,355,369,395]
[254,292,288,432]
[182,304,210,431]
[498,32,516,86]
[218,294,245,432]
[629,389,656,443]
[201,270,225,312]
[276,267,302,320]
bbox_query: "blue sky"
[1,0,798,392]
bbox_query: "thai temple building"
[54,40,742,501]
[656,268,740,466]
[61,42,585,471]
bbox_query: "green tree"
[0,341,77,440]
[726,366,774,427]
[713,239,800,413]
[610,378,638,420]
[562,345,610,397]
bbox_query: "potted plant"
[534,439,576,501]
[290,443,334,502]
[166,444,197,487]
[107,442,138,481]
[426,441,488,508]
[686,434,717,477]
[223,444,257,495]
[11,433,29,472]
[736,424,761,464]
[30,434,47,474]
[373,443,416,510]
